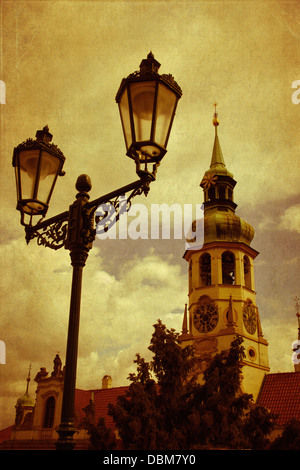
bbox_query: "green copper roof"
[204,211,255,245]
[17,390,35,407]
[210,126,226,169]
[201,123,234,180]
[16,365,35,408]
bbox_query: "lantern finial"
[36,125,53,144]
[139,52,161,74]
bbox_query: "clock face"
[193,297,218,333]
[243,301,257,334]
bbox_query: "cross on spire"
[213,102,219,127]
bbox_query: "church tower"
[14,365,35,429]
[181,108,269,400]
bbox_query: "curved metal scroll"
[26,220,68,250]
[94,185,144,236]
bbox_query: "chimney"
[102,375,112,389]
[292,341,300,372]
[293,298,300,372]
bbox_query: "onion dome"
[204,211,255,246]
[16,364,35,408]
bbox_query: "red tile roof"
[257,372,300,427]
[0,386,129,446]
[0,425,14,444]
[74,386,128,428]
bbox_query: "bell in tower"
[181,107,269,401]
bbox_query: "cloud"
[263,318,296,373]
[0,239,187,428]
[279,204,300,233]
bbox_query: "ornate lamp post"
[12,53,181,450]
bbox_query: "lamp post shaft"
[55,176,93,450]
[55,249,88,450]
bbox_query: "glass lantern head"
[12,126,66,225]
[116,53,182,179]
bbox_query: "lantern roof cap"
[13,126,65,159]
[115,53,182,102]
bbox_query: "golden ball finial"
[212,102,219,126]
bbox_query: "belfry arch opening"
[200,252,211,286]
[218,186,226,199]
[243,255,252,290]
[222,251,235,285]
[208,187,216,201]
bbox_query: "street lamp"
[12,53,181,450]
[12,126,66,225]
[116,52,181,179]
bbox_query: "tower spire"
[182,303,188,335]
[200,106,238,224]
[210,103,225,170]
[25,363,31,395]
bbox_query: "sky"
[0,0,299,430]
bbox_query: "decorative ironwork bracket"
[35,220,68,250]
[25,211,69,249]
[24,175,152,251]
[91,181,147,236]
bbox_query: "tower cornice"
[183,240,259,262]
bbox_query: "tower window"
[43,396,55,428]
[243,255,251,290]
[228,188,233,201]
[200,253,211,286]
[208,187,216,201]
[218,186,226,199]
[222,251,235,285]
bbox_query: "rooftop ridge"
[75,385,129,393]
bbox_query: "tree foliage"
[108,320,276,450]
[83,416,117,450]
[270,418,300,450]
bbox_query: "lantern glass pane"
[14,164,20,201]
[38,150,61,204]
[155,83,177,148]
[119,88,131,150]
[19,149,40,201]
[130,81,156,142]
